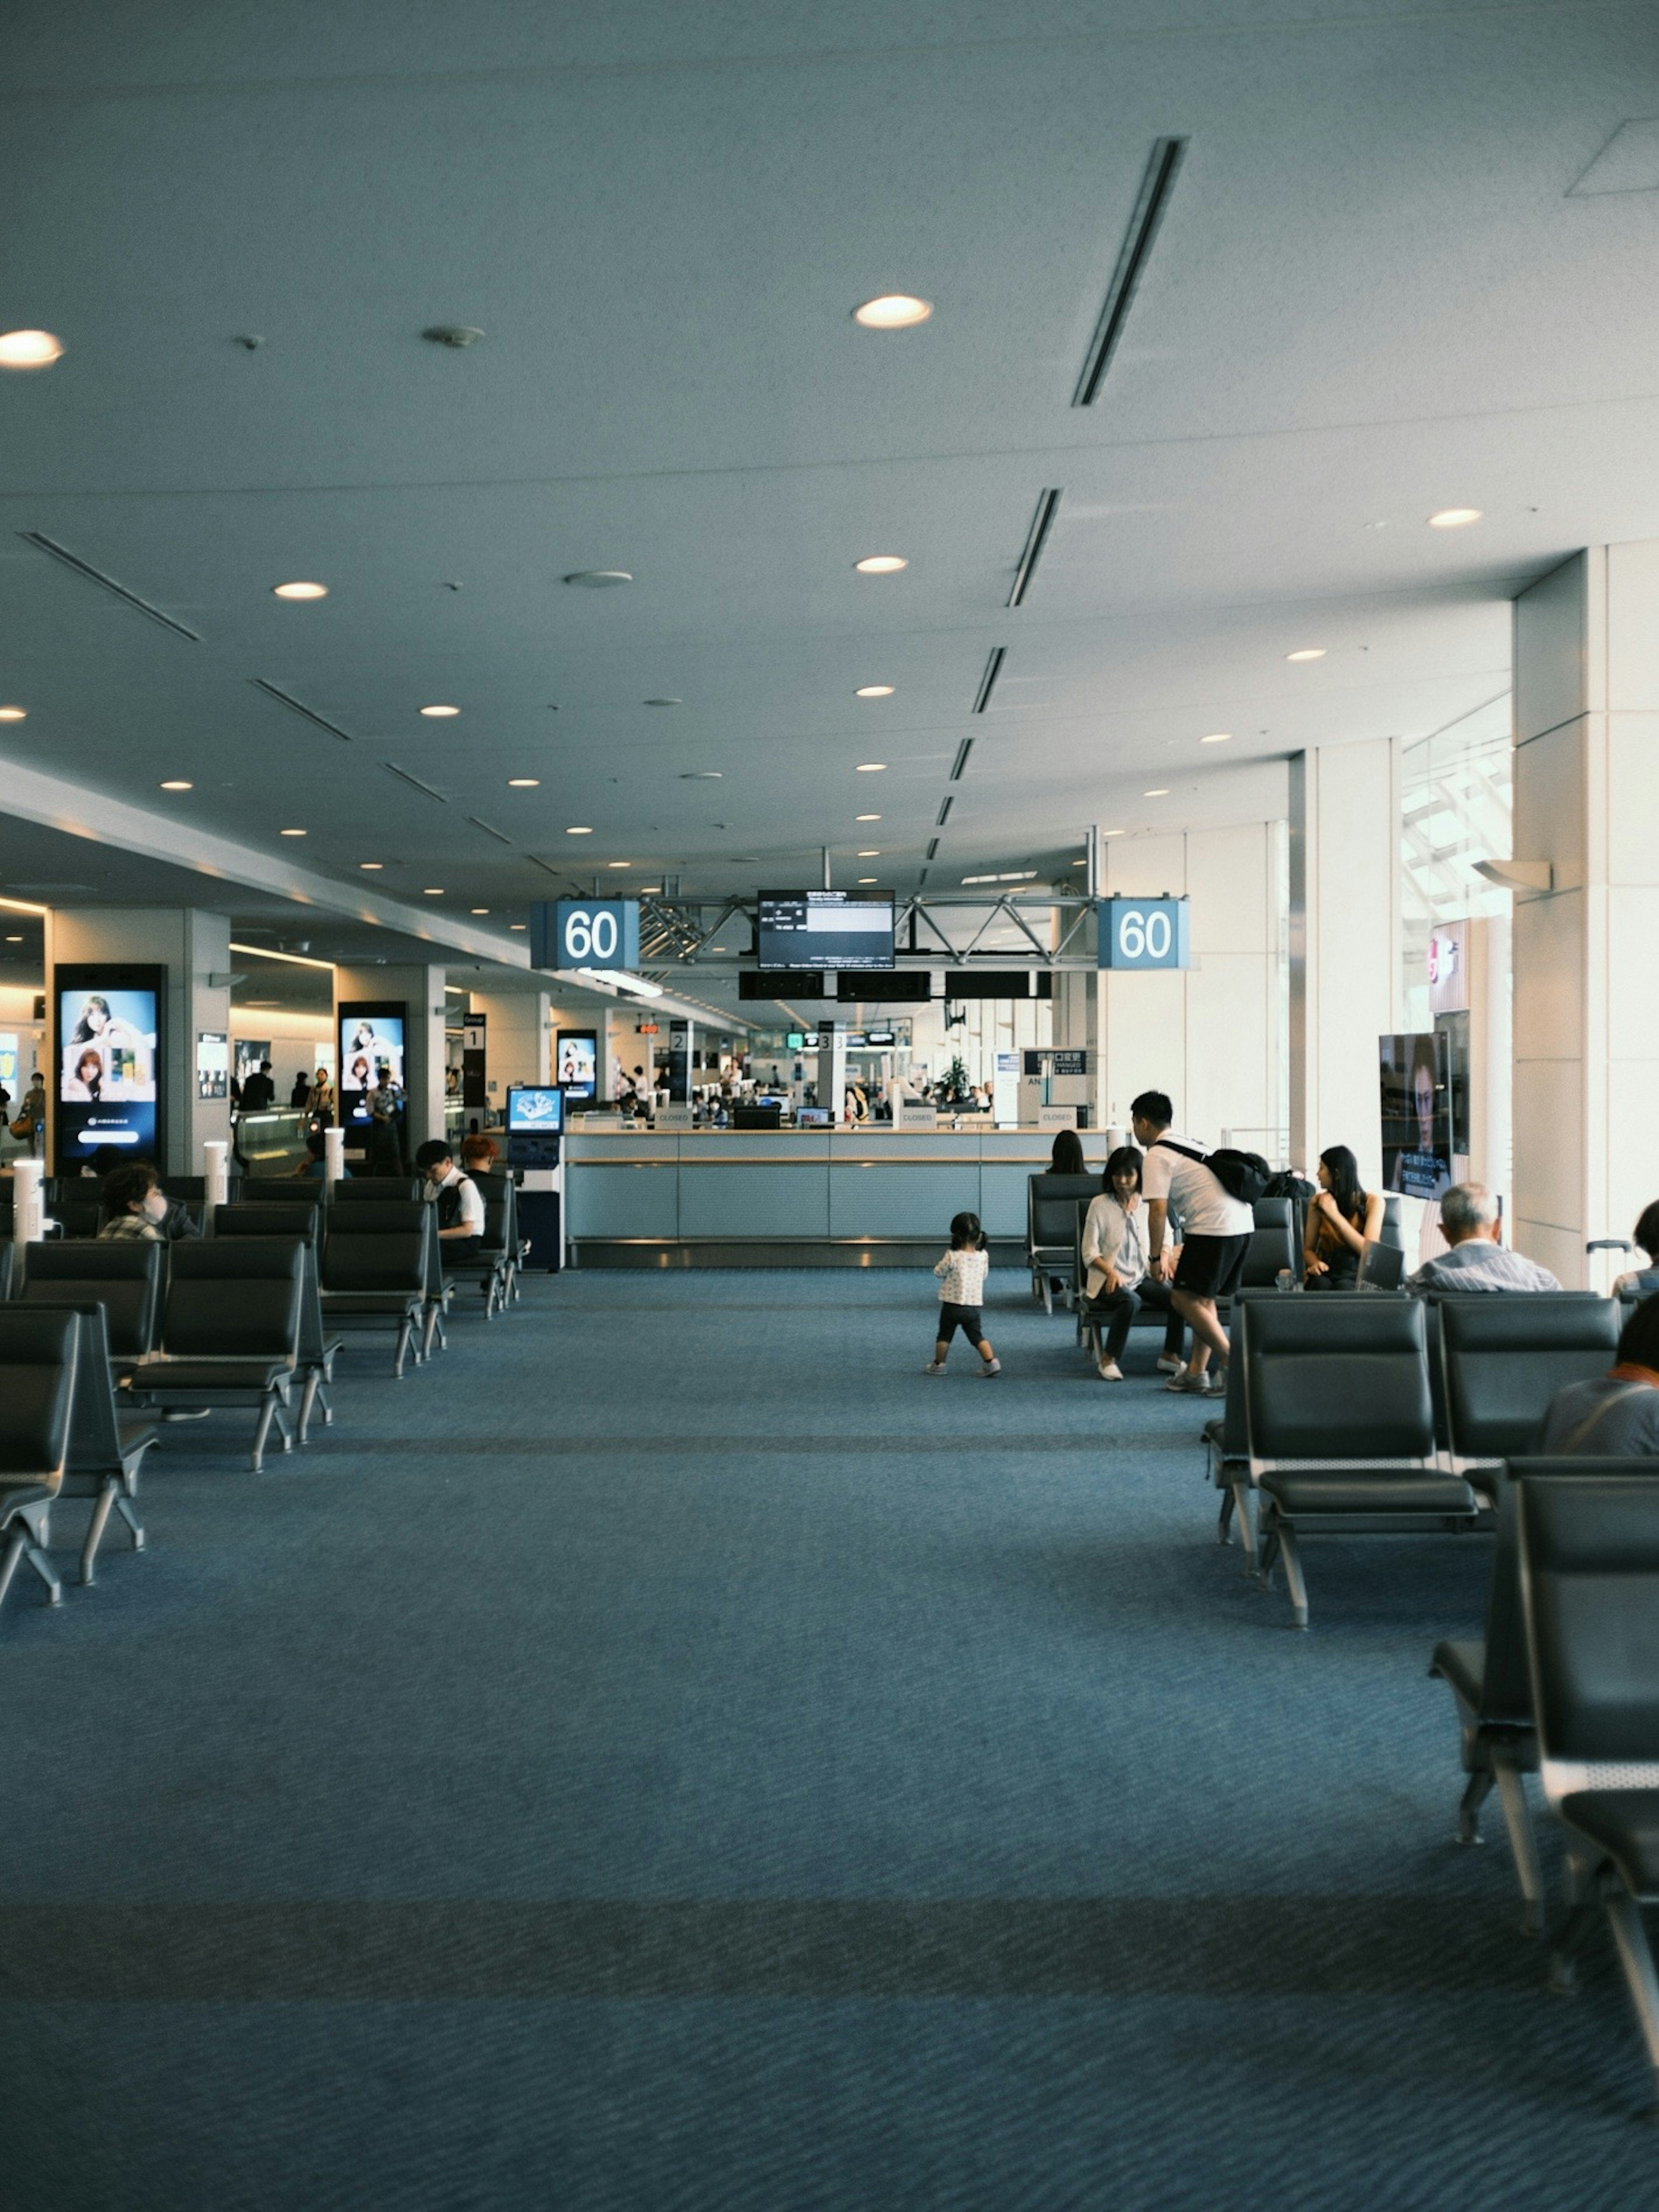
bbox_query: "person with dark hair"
[1535,1295,1659,1455]
[1130,1089,1253,1396]
[924,1210,1000,1376]
[98,1162,166,1241]
[415,1137,485,1260]
[1080,1146,1148,1380]
[1303,1144,1384,1288]
[1613,1202,1659,1300]
[289,1068,311,1108]
[1049,1128,1086,1176]
[240,1059,276,1113]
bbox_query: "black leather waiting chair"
[1355,1239,1406,1291]
[330,1178,423,1203]
[127,1240,304,1471]
[1243,1296,1484,1628]
[242,1177,325,1209]
[1027,1175,1097,1314]
[1517,1473,1659,2110]
[44,1182,105,1240]
[0,1243,12,1300]
[1430,1456,1655,1934]
[52,1301,156,1585]
[1437,1294,1619,1481]
[21,1240,164,1368]
[319,1205,428,1377]
[213,1204,341,1438]
[0,1307,79,1623]
[1201,1288,1287,1564]
[442,1174,516,1320]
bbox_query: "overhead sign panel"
[531,899,642,973]
[756,889,894,971]
[1096,896,1190,970]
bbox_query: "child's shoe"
[979,1358,1002,1377]
[923,1360,947,1375]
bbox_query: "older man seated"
[1408,1181,1561,1294]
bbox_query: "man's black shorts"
[1173,1231,1252,1301]
[936,1302,985,1344]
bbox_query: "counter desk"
[563,1125,1117,1267]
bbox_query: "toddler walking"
[925,1211,1001,1376]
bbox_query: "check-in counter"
[563,1125,1117,1266]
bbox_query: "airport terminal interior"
[6,5,1659,2205]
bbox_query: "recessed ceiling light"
[854,555,907,575]
[1200,732,1233,744]
[470,907,489,914]
[1143,788,1170,797]
[857,850,881,857]
[853,295,933,329]
[1071,858,1088,865]
[855,762,887,773]
[507,777,540,787]
[1103,829,1125,838]
[1285,648,1325,663]
[1428,508,1482,529]
[607,860,631,869]
[359,861,384,870]
[855,813,881,822]
[424,887,444,895]
[419,703,461,718]
[273,581,328,600]
[4,934,21,942]
[566,825,593,835]
[509,922,527,930]
[0,706,26,722]
[563,570,632,587]
[680,771,722,780]
[0,329,63,370]
[858,877,878,885]
[159,779,193,791]
[279,827,308,836]
[644,697,682,707]
[855,684,896,698]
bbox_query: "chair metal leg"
[1230,1480,1256,1565]
[297,1370,320,1446]
[79,1478,120,1586]
[1274,1520,1309,1628]
[393,1316,413,1379]
[0,1524,29,1619]
[1455,1766,1495,1847]
[250,1396,279,1472]
[273,1398,295,1453]
[22,1539,61,1606]
[1604,1887,1659,2105]
[422,1303,441,1358]
[1548,1852,1603,1993]
[1493,1753,1545,1933]
[115,1494,145,1548]
[1217,1485,1235,1544]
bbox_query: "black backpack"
[1156,1139,1272,1207]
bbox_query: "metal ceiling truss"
[631,892,1100,970]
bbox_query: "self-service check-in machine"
[505,1086,565,1269]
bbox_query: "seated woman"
[1049,1127,1087,1177]
[98,1162,168,1241]
[1080,1146,1185,1381]
[460,1133,500,1178]
[1303,1144,1384,1289]
[1612,1202,1659,1300]
[1537,1294,1659,1455]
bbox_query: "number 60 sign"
[1096,896,1190,970]
[529,899,642,973]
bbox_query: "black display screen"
[756,890,894,971]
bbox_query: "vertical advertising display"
[196,1031,229,1100]
[339,1002,408,1130]
[462,1011,487,1109]
[55,965,164,1173]
[556,1029,597,1100]
[1380,1031,1453,1200]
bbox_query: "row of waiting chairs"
[0,1177,526,1612]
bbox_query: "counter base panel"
[569,1238,1027,1270]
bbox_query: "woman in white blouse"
[1080,1146,1186,1381]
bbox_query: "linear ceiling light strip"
[1007,488,1062,609]
[971,647,1006,714]
[381,763,448,802]
[950,739,973,782]
[1073,135,1187,407]
[249,679,353,742]
[20,532,203,641]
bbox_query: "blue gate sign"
[1097,896,1190,970]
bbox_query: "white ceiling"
[1,0,1656,1004]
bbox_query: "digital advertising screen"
[1380,1031,1453,1201]
[339,1003,408,1125]
[756,890,894,972]
[506,1086,564,1135]
[196,1031,229,1101]
[556,1030,598,1099]
[55,968,162,1171]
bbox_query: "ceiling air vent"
[950,739,973,782]
[1007,489,1062,609]
[972,647,1006,713]
[382,763,448,803]
[249,679,353,742]
[926,837,940,861]
[467,816,515,846]
[936,796,954,828]
[20,532,203,641]
[1073,136,1187,406]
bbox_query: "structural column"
[1511,543,1659,1285]
[1288,742,1400,1184]
[45,907,232,1176]
[334,963,448,1155]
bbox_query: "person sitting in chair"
[414,1139,484,1263]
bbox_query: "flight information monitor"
[756,889,894,971]
[506,1086,565,1135]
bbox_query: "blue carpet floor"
[3,1270,1657,2208]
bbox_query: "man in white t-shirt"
[1131,1089,1255,1397]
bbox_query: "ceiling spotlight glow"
[424,887,444,895]
[471,908,489,914]
[0,706,26,722]
[509,923,527,930]
[1102,829,1125,838]
[857,850,881,857]
[0,329,64,370]
[279,828,308,836]
[855,814,881,822]
[419,703,461,718]
[566,825,593,835]
[1428,508,1482,529]
[506,777,540,787]
[159,780,193,791]
[855,762,887,773]
[359,861,384,870]
[1285,647,1325,663]
[858,878,878,885]
[854,555,907,575]
[1200,732,1233,744]
[1143,788,1170,797]
[854,295,933,329]
[855,684,896,698]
